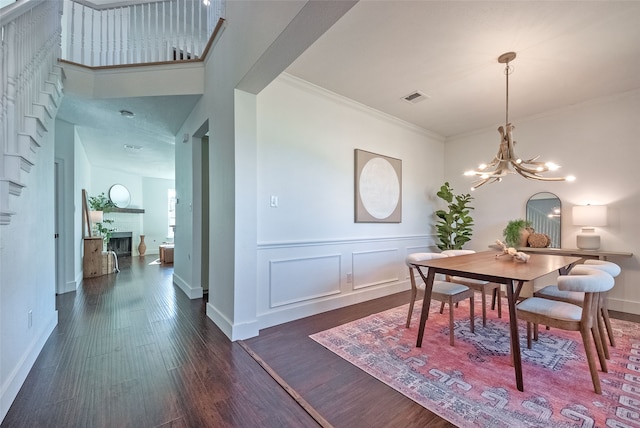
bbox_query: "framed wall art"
[354,149,402,223]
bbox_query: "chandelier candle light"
[464,52,575,190]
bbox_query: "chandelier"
[464,52,575,190]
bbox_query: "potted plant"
[435,182,474,250]
[503,219,533,248]
[88,192,116,250]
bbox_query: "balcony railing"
[61,0,224,67]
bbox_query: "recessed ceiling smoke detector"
[123,144,142,151]
[402,91,429,104]
[120,109,134,118]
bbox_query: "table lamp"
[572,205,607,250]
[89,210,103,235]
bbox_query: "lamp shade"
[89,210,104,226]
[572,205,607,226]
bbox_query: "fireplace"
[108,232,132,256]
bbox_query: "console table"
[511,247,633,261]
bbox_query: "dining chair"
[405,252,475,346]
[517,266,614,394]
[441,249,502,326]
[533,260,620,359]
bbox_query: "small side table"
[159,244,174,264]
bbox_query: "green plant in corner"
[435,182,474,250]
[503,219,533,248]
[88,192,116,249]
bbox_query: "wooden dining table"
[411,250,581,392]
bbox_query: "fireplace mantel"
[110,207,144,214]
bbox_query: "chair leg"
[497,289,502,319]
[480,288,487,327]
[469,294,475,334]
[491,288,497,310]
[591,325,608,373]
[406,287,417,328]
[581,326,603,394]
[601,297,616,347]
[448,297,455,346]
[440,301,446,314]
[597,313,610,360]
[526,322,532,349]
[533,323,539,342]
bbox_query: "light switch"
[270,195,278,208]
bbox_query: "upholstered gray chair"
[442,249,502,326]
[534,259,620,359]
[405,252,474,346]
[517,266,614,394]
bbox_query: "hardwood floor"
[1,257,315,427]
[4,257,635,427]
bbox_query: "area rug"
[310,300,640,427]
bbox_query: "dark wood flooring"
[3,256,637,427]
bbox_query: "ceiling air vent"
[402,90,429,104]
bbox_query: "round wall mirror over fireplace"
[109,184,131,208]
[526,192,561,248]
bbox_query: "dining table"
[411,250,582,392]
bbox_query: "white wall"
[142,176,175,252]
[89,167,174,256]
[74,129,92,285]
[254,73,444,328]
[444,89,640,313]
[0,123,58,420]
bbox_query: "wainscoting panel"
[269,254,341,308]
[256,235,435,329]
[352,248,400,290]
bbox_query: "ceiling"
[59,1,640,179]
[57,94,200,179]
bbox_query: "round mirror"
[526,192,561,248]
[109,184,131,208]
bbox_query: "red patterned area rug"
[310,300,640,427]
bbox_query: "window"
[168,189,176,238]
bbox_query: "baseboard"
[58,279,78,294]
[172,273,203,299]
[257,281,410,333]
[1,310,58,422]
[206,303,259,341]
[609,296,640,315]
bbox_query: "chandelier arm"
[513,168,566,181]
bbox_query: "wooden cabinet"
[159,244,174,264]
[83,237,113,278]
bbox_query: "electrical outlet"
[28,310,32,328]
[270,195,278,208]
[347,273,353,283]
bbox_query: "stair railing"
[62,0,224,67]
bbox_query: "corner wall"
[0,122,58,421]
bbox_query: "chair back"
[405,252,447,267]
[582,260,621,277]
[559,266,614,293]
[441,250,475,257]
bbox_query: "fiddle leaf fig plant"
[435,182,474,250]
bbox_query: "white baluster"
[80,3,85,65]
[3,22,16,154]
[112,8,116,65]
[119,7,124,65]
